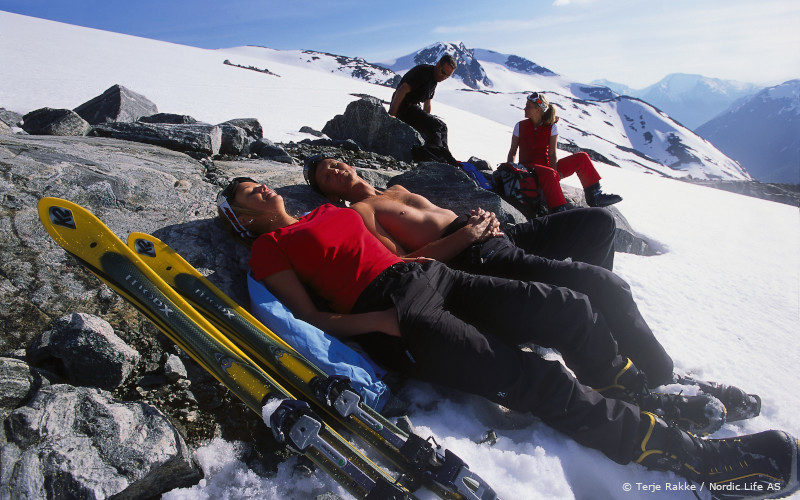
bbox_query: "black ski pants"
[450,209,674,386]
[397,105,449,149]
[504,208,616,271]
[352,261,643,464]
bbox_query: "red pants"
[525,152,601,208]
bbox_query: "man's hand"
[465,208,504,243]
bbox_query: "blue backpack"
[459,161,493,190]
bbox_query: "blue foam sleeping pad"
[247,272,392,410]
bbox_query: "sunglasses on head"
[216,176,258,239]
[527,92,548,112]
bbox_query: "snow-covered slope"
[221,46,400,87]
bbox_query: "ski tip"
[37,197,79,231]
[37,197,105,250]
[128,232,162,260]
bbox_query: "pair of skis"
[37,197,497,500]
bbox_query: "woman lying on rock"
[215,176,800,498]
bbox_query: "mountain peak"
[386,42,559,90]
[409,41,491,89]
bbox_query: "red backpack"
[492,162,546,217]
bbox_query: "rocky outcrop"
[250,138,294,163]
[137,113,198,125]
[0,357,57,422]
[74,84,158,125]
[0,134,230,351]
[220,118,263,140]
[28,313,140,391]
[321,96,423,162]
[89,122,223,156]
[2,384,201,499]
[20,108,90,136]
[0,108,23,129]
[0,132,317,497]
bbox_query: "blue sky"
[1,0,798,88]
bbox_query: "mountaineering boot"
[633,412,800,499]
[596,358,726,435]
[674,373,762,422]
[584,182,622,208]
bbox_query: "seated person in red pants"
[507,92,622,213]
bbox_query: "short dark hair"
[303,153,333,194]
[438,54,457,69]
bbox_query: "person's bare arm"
[388,83,412,117]
[507,134,521,163]
[262,269,401,338]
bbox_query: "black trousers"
[505,208,616,271]
[397,105,449,149]
[352,261,643,464]
[450,209,674,386]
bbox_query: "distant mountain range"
[695,80,800,184]
[595,74,763,130]
[597,74,799,185]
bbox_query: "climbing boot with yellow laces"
[634,412,800,499]
[596,358,726,435]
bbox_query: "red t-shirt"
[249,204,403,313]
[516,119,555,168]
